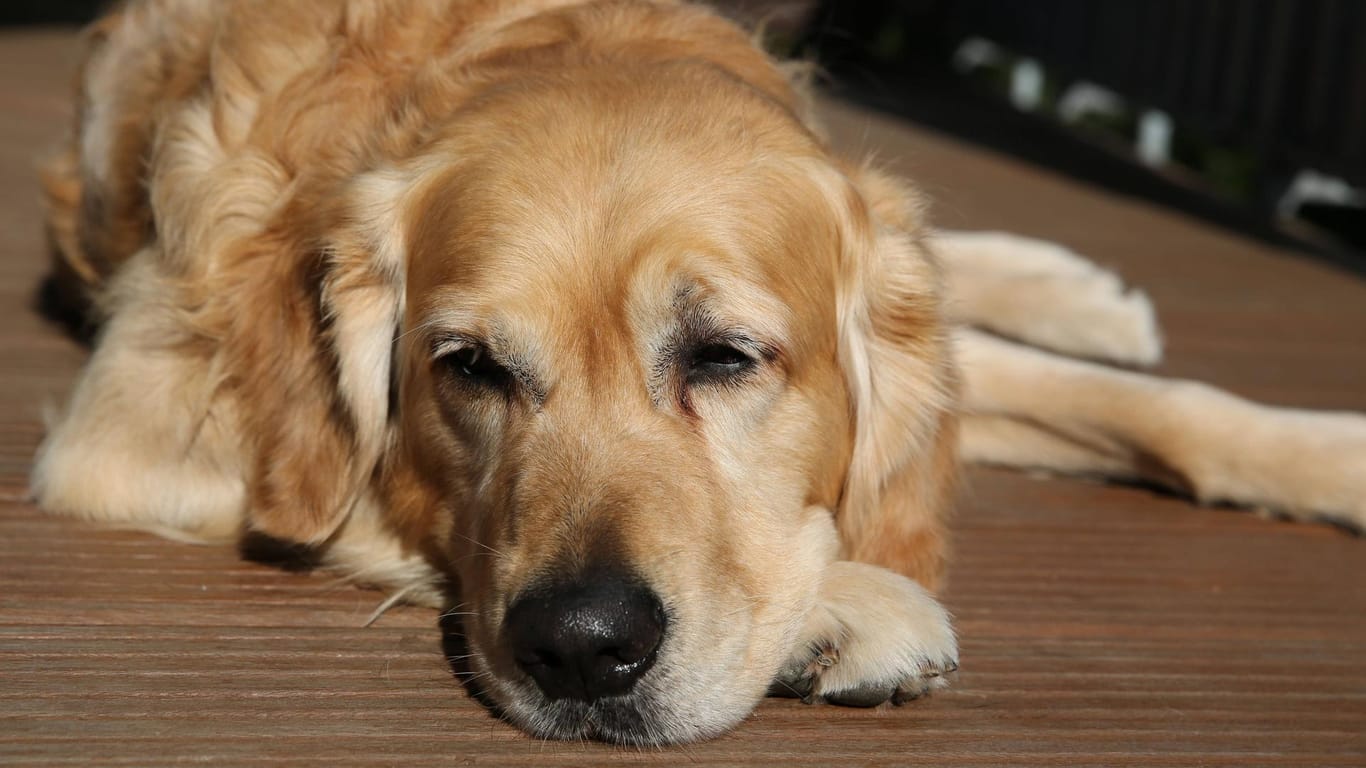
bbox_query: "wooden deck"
[4,29,1365,766]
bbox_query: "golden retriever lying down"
[33,0,1366,745]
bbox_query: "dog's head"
[247,27,955,745]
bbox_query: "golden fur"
[35,0,1366,746]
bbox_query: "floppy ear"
[834,166,960,591]
[232,169,411,545]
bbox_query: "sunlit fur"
[34,0,958,744]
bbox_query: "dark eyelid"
[695,332,777,364]
[430,333,546,402]
[438,342,508,387]
[682,334,769,387]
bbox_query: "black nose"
[504,573,666,702]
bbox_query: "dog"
[31,0,1366,745]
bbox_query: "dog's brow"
[667,280,788,354]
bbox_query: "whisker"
[363,585,417,627]
[392,317,444,345]
[451,531,506,558]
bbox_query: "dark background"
[2,0,105,25]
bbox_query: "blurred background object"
[1,0,103,25]
[8,0,1363,265]
[779,0,1366,266]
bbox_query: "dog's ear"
[230,169,412,545]
[833,165,959,590]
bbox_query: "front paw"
[769,561,958,707]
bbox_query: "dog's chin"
[501,689,673,745]
[467,635,770,745]
[490,676,757,746]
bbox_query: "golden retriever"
[32,0,1366,745]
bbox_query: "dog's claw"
[766,674,814,701]
[922,657,957,679]
[891,684,928,705]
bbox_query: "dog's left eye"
[686,343,754,383]
[440,344,511,389]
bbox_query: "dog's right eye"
[439,344,511,389]
[686,342,755,384]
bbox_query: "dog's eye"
[441,345,511,389]
[686,343,754,383]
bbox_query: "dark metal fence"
[938,0,1366,186]
[0,0,105,25]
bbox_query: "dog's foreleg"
[956,328,1366,531]
[771,561,958,707]
[932,231,1163,367]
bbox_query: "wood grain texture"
[3,29,1365,767]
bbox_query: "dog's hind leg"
[932,231,1163,367]
[956,328,1366,531]
[31,253,247,543]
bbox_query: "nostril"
[606,641,648,664]
[514,647,560,669]
[504,572,665,702]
